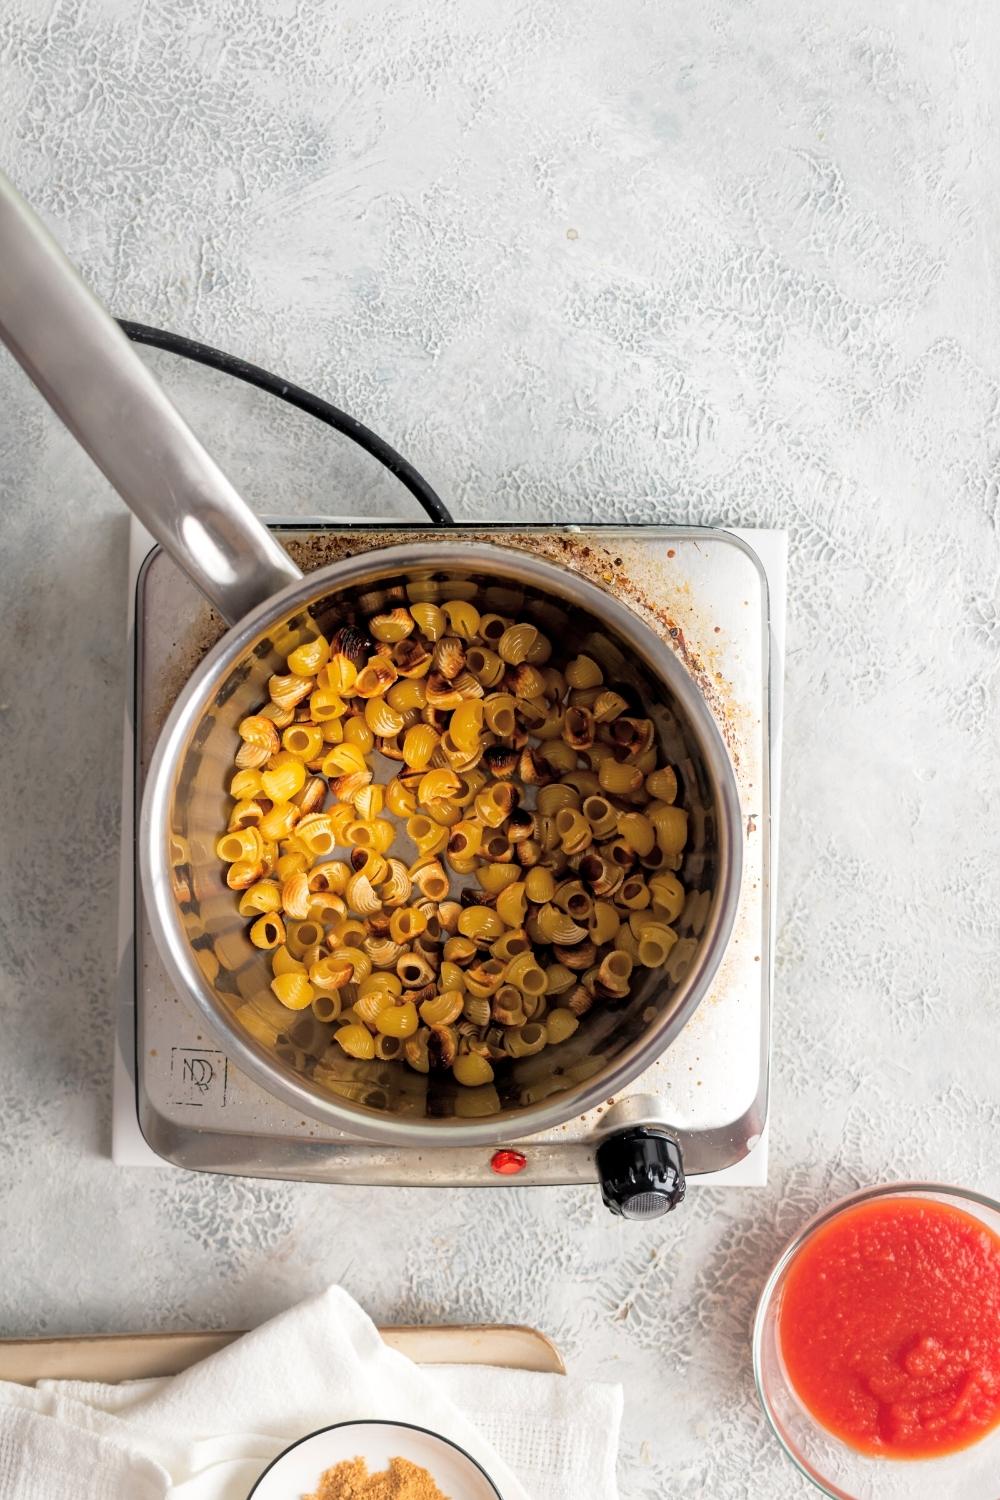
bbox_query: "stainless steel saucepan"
[0,172,742,1147]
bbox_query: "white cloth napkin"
[0,1287,621,1500]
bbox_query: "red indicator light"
[490,1149,527,1176]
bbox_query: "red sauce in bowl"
[778,1197,1000,1458]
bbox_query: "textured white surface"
[1,4,998,1496]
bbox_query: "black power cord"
[117,320,452,527]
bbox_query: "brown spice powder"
[304,1454,451,1500]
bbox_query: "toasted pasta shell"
[578,852,625,897]
[369,607,415,643]
[364,936,405,969]
[610,716,655,759]
[426,1024,458,1070]
[328,627,372,666]
[565,984,594,1017]
[397,951,436,989]
[593,689,628,723]
[518,747,553,786]
[563,706,596,750]
[297,776,328,816]
[345,872,382,916]
[497,622,540,666]
[515,837,543,868]
[424,669,465,709]
[432,636,466,681]
[268,673,314,711]
[330,770,373,806]
[392,638,432,677]
[507,663,547,699]
[553,939,597,972]
[354,660,398,697]
[536,903,588,945]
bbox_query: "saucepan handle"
[0,170,302,624]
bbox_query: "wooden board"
[0,1324,564,1384]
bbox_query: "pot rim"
[140,539,743,1147]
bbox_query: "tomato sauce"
[778,1197,1000,1457]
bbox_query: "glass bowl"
[753,1182,1000,1499]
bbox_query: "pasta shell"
[437,900,463,934]
[392,638,432,677]
[369,608,415,643]
[365,697,406,736]
[577,852,625,897]
[225,858,263,889]
[239,715,280,752]
[465,646,504,687]
[261,702,296,729]
[328,627,372,666]
[498,623,540,666]
[281,871,312,920]
[452,670,485,700]
[228,799,264,830]
[462,994,491,1027]
[345,872,382,916]
[563,706,596,750]
[310,957,354,993]
[597,951,633,996]
[491,985,527,1027]
[553,879,588,913]
[507,809,536,844]
[481,832,513,864]
[566,984,594,1017]
[426,1023,458,1070]
[537,903,589,945]
[268,673,314,711]
[515,837,542,868]
[412,860,450,901]
[419,990,465,1027]
[425,670,465,709]
[506,663,547,699]
[409,602,446,641]
[592,689,629,723]
[482,745,519,780]
[234,739,271,770]
[553,939,597,972]
[518,747,554,786]
[330,770,373,805]
[379,858,412,908]
[354,660,398,697]
[349,849,388,885]
[404,1029,431,1073]
[364,936,405,968]
[610,716,656,759]
[432,636,466,681]
[397,951,436,989]
[421,704,452,733]
[297,776,327,816]
[606,837,638,872]
[465,959,507,996]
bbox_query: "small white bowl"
[248,1419,503,1499]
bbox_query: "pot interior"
[163,553,732,1131]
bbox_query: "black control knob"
[597,1128,686,1219]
